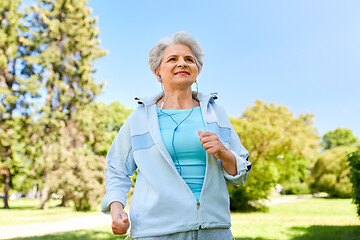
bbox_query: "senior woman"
[101,32,251,240]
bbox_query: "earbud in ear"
[158,74,162,82]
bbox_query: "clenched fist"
[198,130,226,159]
[110,202,130,235]
[198,130,237,176]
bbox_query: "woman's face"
[156,44,198,90]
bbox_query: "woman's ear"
[154,69,161,82]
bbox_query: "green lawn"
[230,198,360,239]
[11,226,124,240]
[0,198,101,226]
[2,197,360,240]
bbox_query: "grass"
[2,197,360,240]
[230,198,360,239]
[0,198,101,226]
[10,226,124,240]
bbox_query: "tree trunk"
[39,166,50,209]
[39,186,50,209]
[31,184,38,199]
[3,169,10,209]
[60,196,69,207]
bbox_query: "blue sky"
[87,0,360,138]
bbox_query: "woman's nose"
[177,58,187,67]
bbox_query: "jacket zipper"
[197,201,202,229]
[140,93,215,231]
[196,96,212,230]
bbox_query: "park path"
[0,214,112,239]
[0,195,313,239]
[260,194,313,206]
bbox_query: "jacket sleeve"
[222,123,252,185]
[101,116,137,214]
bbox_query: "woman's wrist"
[217,148,237,176]
[110,201,124,214]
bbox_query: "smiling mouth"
[175,71,190,75]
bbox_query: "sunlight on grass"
[230,198,360,240]
[2,197,360,239]
[0,198,101,226]
[12,226,125,240]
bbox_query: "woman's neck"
[157,88,199,109]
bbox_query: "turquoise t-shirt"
[157,106,207,201]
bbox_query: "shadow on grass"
[11,225,360,240]
[12,229,126,240]
[234,238,268,240]
[291,225,360,240]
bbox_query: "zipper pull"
[197,202,200,209]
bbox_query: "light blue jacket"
[101,92,251,238]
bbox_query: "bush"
[283,183,311,195]
[348,149,360,218]
[310,146,356,198]
[228,160,280,212]
[228,184,268,212]
[228,101,318,211]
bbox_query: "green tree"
[348,148,360,218]
[24,0,107,209]
[229,100,319,211]
[310,146,357,198]
[47,101,131,210]
[74,101,132,157]
[46,119,106,211]
[321,128,359,150]
[0,0,41,208]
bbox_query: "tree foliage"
[321,128,359,150]
[1,0,112,211]
[229,100,319,211]
[310,146,356,198]
[23,0,107,210]
[46,102,131,211]
[0,0,41,208]
[46,120,106,211]
[348,148,360,218]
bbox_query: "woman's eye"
[168,58,176,62]
[186,58,194,62]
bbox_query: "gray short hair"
[149,31,204,74]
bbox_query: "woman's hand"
[198,130,237,176]
[110,202,130,235]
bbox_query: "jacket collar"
[134,91,218,106]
